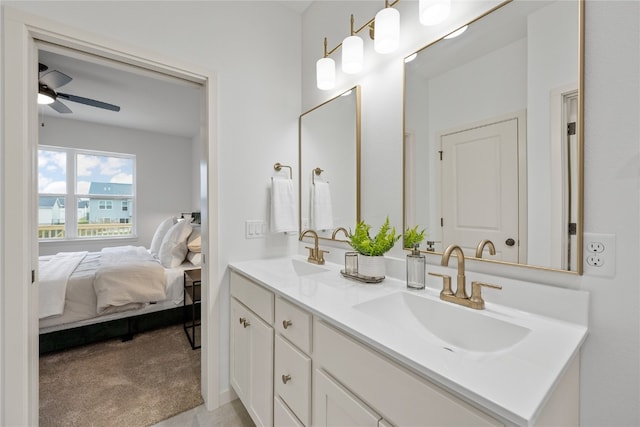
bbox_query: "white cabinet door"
[230,298,274,427]
[313,369,381,427]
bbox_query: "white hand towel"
[270,177,297,233]
[311,181,334,231]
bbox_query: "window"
[38,146,136,240]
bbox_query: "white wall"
[38,116,194,255]
[4,0,302,403]
[302,0,639,425]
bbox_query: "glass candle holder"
[345,251,358,275]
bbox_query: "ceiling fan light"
[419,0,451,26]
[316,57,336,90]
[38,86,56,105]
[342,35,364,74]
[374,7,400,54]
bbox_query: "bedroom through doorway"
[36,43,208,425]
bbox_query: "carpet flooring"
[40,324,203,427]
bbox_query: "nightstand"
[183,268,201,349]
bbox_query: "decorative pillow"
[150,216,177,258]
[187,226,202,253]
[186,251,202,267]
[158,219,193,268]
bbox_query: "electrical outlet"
[584,233,616,277]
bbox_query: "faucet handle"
[469,281,502,309]
[428,272,453,296]
[317,248,329,264]
[305,246,317,259]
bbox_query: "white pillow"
[187,226,202,253]
[186,251,202,267]
[159,220,193,268]
[150,216,177,258]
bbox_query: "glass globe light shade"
[316,57,336,90]
[374,7,400,54]
[419,0,451,26]
[342,35,364,74]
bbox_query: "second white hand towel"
[311,181,334,231]
[270,176,297,233]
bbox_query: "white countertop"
[228,255,588,426]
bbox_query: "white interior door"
[440,116,522,262]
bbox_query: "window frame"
[38,145,137,241]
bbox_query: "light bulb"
[38,92,55,105]
[419,0,451,26]
[374,7,400,54]
[342,35,363,74]
[316,57,336,90]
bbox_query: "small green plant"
[348,217,400,257]
[403,225,426,249]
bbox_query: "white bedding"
[39,247,196,333]
[39,251,87,319]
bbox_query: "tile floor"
[153,399,255,427]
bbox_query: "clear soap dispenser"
[406,244,426,290]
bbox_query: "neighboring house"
[38,196,64,225]
[87,182,132,224]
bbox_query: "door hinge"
[568,122,576,136]
[440,218,444,227]
[568,222,577,235]
[32,269,35,284]
[439,150,443,161]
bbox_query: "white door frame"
[1,7,220,425]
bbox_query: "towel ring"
[312,167,324,184]
[274,162,292,179]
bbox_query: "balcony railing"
[38,223,133,239]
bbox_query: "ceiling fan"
[38,63,121,113]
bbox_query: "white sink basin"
[353,291,530,354]
[268,257,329,277]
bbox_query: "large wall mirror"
[404,0,583,273]
[299,86,361,240]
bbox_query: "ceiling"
[38,47,202,139]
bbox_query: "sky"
[38,148,133,195]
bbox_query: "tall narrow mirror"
[404,0,583,272]
[299,86,361,240]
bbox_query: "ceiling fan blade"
[57,92,120,112]
[40,70,72,90]
[49,100,72,114]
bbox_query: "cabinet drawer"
[274,396,304,427]
[275,297,312,354]
[230,271,274,323]
[314,319,502,427]
[275,334,311,426]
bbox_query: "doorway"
[439,112,526,262]
[2,9,219,424]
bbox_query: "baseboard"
[219,388,239,406]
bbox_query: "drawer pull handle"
[282,374,291,384]
[282,320,293,329]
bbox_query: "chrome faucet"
[299,229,328,265]
[429,244,502,310]
[331,227,350,240]
[475,239,496,259]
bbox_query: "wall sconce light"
[316,38,336,90]
[374,1,400,54]
[419,0,451,26]
[342,15,364,74]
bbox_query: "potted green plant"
[403,225,426,250]
[348,217,400,278]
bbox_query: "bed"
[39,216,202,353]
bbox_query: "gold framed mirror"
[299,86,361,241]
[403,0,584,273]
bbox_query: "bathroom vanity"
[228,256,588,427]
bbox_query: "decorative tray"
[340,270,385,284]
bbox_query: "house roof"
[88,182,132,196]
[39,196,63,208]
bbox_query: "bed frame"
[39,304,201,354]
